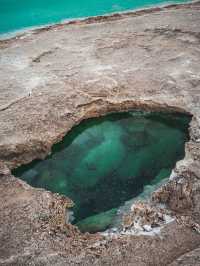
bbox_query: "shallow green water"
[0,0,188,35]
[13,112,190,232]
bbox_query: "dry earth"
[0,2,200,265]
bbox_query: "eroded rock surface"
[0,2,200,265]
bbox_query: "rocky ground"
[0,1,200,265]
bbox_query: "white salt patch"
[93,65,113,72]
[101,213,175,239]
[26,76,42,90]
[0,55,30,70]
[169,170,177,180]
[24,75,50,94]
[143,224,152,232]
[164,214,174,224]
[11,58,30,70]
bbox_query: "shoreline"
[0,0,194,41]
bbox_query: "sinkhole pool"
[13,111,191,233]
[0,0,189,35]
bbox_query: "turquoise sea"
[0,0,188,35]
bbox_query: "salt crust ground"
[0,2,200,265]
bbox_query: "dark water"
[13,111,191,232]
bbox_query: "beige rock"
[0,2,200,265]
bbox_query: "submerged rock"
[76,208,117,233]
[151,168,171,185]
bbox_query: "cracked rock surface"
[0,2,200,265]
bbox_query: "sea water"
[0,0,188,35]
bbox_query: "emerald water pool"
[13,111,191,233]
[0,0,188,35]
